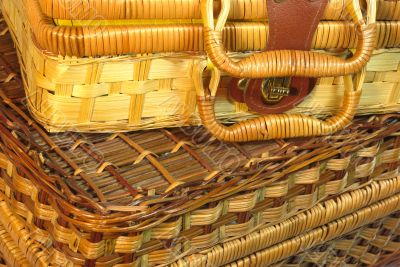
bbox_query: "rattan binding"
[171,192,400,266]
[37,0,399,21]
[26,0,376,57]
[201,0,376,78]
[0,222,29,267]
[276,212,400,266]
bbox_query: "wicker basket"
[0,182,399,267]
[0,22,400,264]
[1,0,398,136]
[1,210,400,267]
[1,20,400,266]
[0,175,399,267]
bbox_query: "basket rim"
[1,87,400,231]
[0,171,399,265]
[17,0,367,57]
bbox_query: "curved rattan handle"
[194,63,364,142]
[201,0,376,78]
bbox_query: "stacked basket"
[0,0,398,133]
[0,0,400,266]
[0,19,400,265]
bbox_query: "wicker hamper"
[1,0,399,138]
[1,208,400,267]
[0,18,400,265]
[0,175,400,267]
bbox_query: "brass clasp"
[261,78,291,104]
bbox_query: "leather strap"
[230,0,328,114]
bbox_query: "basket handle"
[201,0,376,78]
[194,63,364,142]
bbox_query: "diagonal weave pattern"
[171,193,400,266]
[275,212,400,267]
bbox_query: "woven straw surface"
[0,177,399,267]
[0,17,400,265]
[275,212,400,267]
[171,195,400,266]
[1,0,399,132]
[2,66,400,265]
[0,222,29,267]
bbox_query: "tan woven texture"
[1,0,400,133]
[0,177,399,267]
[0,21,400,266]
[0,222,29,267]
[274,212,400,267]
[171,195,400,266]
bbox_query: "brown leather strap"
[230,0,328,114]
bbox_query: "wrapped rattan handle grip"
[201,0,376,78]
[194,65,363,142]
